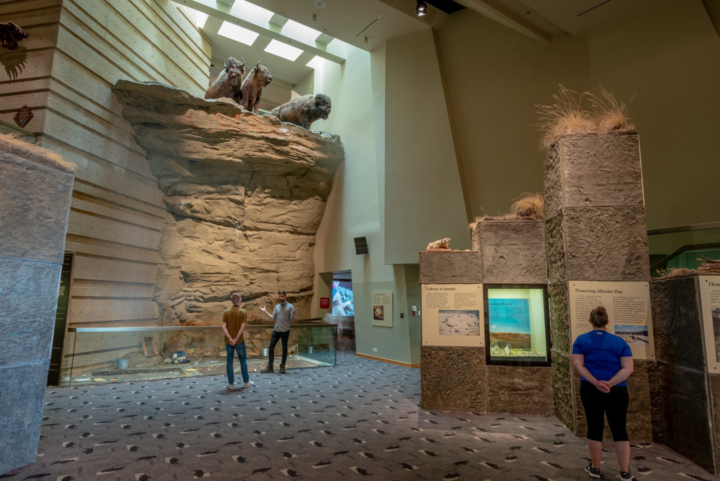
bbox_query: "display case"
[484,284,551,366]
[62,322,337,386]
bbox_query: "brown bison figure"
[241,62,273,115]
[0,22,29,51]
[205,56,246,104]
[271,94,332,130]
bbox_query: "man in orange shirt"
[222,293,253,390]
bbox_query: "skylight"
[231,0,274,27]
[218,21,259,46]
[264,39,303,61]
[189,8,209,29]
[282,20,322,46]
[305,56,326,70]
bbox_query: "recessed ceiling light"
[264,39,304,61]
[218,22,260,46]
[416,0,427,16]
[314,1,326,8]
[283,19,322,45]
[232,0,275,27]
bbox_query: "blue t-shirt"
[572,330,632,387]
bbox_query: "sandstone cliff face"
[113,81,344,333]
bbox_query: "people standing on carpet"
[222,293,253,390]
[572,306,635,480]
[260,290,297,374]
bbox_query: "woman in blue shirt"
[572,306,635,480]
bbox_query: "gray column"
[544,133,653,440]
[0,138,74,474]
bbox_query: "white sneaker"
[243,381,254,388]
[227,384,235,390]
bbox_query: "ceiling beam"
[176,0,346,64]
[454,0,550,43]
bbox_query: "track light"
[416,0,427,16]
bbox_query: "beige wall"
[587,0,720,228]
[384,28,470,264]
[0,0,211,370]
[434,0,720,229]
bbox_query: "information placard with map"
[568,281,654,360]
[700,277,720,372]
[421,284,484,347]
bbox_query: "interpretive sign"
[320,297,330,309]
[568,281,654,360]
[700,276,720,372]
[372,291,393,327]
[421,284,484,347]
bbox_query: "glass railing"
[61,322,337,386]
[648,222,720,277]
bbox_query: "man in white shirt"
[259,290,297,374]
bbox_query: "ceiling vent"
[314,0,326,8]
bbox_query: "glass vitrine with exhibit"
[484,285,551,366]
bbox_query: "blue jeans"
[226,342,249,385]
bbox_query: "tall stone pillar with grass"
[541,88,655,441]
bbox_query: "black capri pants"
[579,381,629,442]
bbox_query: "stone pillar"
[419,251,485,412]
[0,136,74,474]
[473,219,554,416]
[650,275,719,475]
[544,133,653,440]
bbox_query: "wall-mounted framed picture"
[372,291,393,327]
[484,284,551,366]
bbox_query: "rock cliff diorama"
[113,79,343,357]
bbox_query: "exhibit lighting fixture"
[218,22,260,46]
[231,0,275,27]
[264,39,304,61]
[282,19,323,45]
[416,0,427,16]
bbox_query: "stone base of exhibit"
[0,135,74,473]
[419,217,553,416]
[650,274,720,475]
[545,133,655,441]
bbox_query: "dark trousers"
[268,330,290,367]
[226,342,249,385]
[579,381,630,442]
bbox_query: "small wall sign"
[14,105,33,128]
[320,297,330,309]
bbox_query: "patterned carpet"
[4,353,718,481]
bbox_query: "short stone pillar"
[0,135,74,474]
[544,133,654,441]
[419,251,485,412]
[473,219,553,416]
[650,274,720,475]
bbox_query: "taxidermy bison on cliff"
[205,56,246,103]
[241,62,273,115]
[0,22,28,51]
[271,94,332,130]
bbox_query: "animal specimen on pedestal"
[271,94,332,130]
[241,62,273,115]
[0,22,28,51]
[427,238,451,250]
[205,56,246,104]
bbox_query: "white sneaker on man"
[227,384,235,390]
[243,381,255,388]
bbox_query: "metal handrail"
[650,242,720,273]
[648,221,720,236]
[68,318,330,333]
